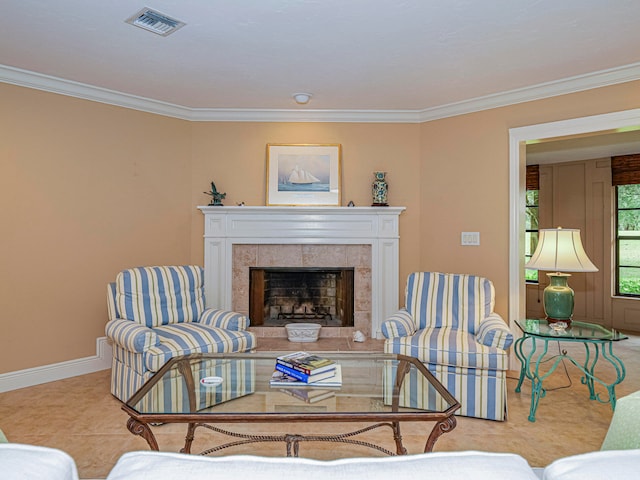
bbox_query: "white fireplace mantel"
[198,206,406,338]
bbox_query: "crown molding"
[187,107,422,123]
[0,65,194,120]
[2,62,640,123]
[417,62,640,122]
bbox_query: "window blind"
[526,165,539,190]
[612,153,640,186]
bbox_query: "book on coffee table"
[270,364,342,388]
[276,351,336,375]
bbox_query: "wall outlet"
[461,232,480,246]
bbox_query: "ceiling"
[2,0,640,117]
[527,129,640,164]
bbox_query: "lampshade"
[526,228,598,273]
[525,227,598,324]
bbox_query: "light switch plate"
[461,232,480,246]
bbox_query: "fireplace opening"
[249,267,354,327]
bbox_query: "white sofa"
[105,449,640,480]
[0,443,79,480]
[3,443,640,479]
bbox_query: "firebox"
[249,267,354,327]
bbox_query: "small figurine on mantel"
[204,180,226,206]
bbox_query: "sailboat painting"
[277,154,330,192]
[266,144,342,206]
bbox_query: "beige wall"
[3,78,640,374]
[418,81,640,316]
[1,83,192,373]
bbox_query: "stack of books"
[270,351,342,387]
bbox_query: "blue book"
[270,364,342,387]
[274,362,336,383]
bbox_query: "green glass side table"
[514,319,627,422]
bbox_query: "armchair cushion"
[381,308,416,338]
[115,266,205,327]
[386,327,509,370]
[145,323,254,372]
[105,319,158,353]
[477,313,514,350]
[200,308,249,331]
[406,272,495,334]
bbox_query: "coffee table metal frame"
[121,352,460,457]
[514,319,627,422]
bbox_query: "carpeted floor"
[1,333,639,479]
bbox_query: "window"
[616,184,640,296]
[612,153,640,297]
[525,165,539,283]
[525,190,539,282]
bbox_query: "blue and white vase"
[372,171,389,206]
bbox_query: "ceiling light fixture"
[293,93,312,105]
[125,8,186,36]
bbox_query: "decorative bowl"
[549,321,568,334]
[285,323,322,342]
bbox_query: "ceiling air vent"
[125,8,185,36]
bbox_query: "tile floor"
[1,334,639,479]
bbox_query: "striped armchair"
[105,265,256,402]
[382,272,513,421]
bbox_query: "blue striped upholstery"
[384,362,508,421]
[131,359,256,414]
[200,309,250,331]
[145,324,254,372]
[115,266,205,328]
[406,272,494,334]
[383,272,513,421]
[106,266,256,402]
[389,327,509,370]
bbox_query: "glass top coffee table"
[122,352,460,457]
[514,319,627,422]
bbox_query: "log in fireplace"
[249,267,354,327]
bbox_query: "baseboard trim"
[0,337,112,393]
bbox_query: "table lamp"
[525,227,598,325]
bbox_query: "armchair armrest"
[105,319,158,353]
[477,313,514,350]
[199,309,249,331]
[381,308,417,339]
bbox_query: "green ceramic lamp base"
[543,272,575,325]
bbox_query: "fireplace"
[249,267,354,327]
[198,206,405,339]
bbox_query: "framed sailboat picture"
[266,144,342,206]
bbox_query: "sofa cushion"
[106,451,539,480]
[543,449,640,480]
[144,323,255,372]
[115,266,205,328]
[385,327,509,370]
[0,443,79,480]
[601,390,640,450]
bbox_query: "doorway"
[508,108,640,331]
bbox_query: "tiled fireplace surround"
[234,244,369,337]
[199,206,405,339]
